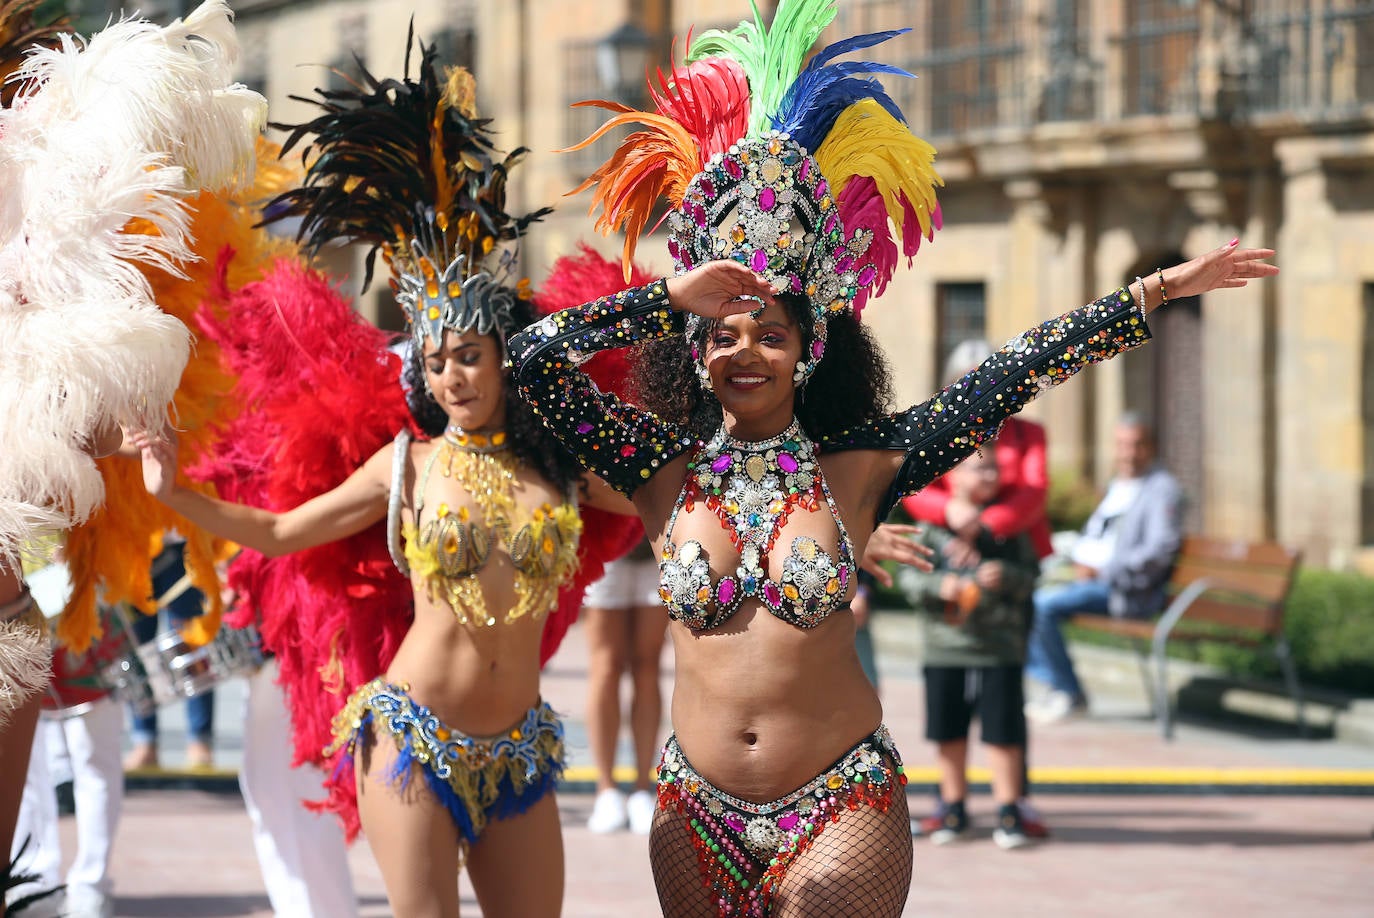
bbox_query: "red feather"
[189,255,414,840]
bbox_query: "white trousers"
[9,696,124,902]
[240,659,359,918]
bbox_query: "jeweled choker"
[443,426,510,454]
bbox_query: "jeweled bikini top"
[396,429,582,627]
[658,420,855,631]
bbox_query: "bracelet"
[1156,267,1168,308]
[1133,275,1148,321]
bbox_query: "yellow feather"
[815,100,944,240]
[55,167,288,652]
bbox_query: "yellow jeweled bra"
[402,431,581,626]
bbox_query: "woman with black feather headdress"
[133,33,639,918]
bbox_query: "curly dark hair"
[402,299,582,494]
[629,293,895,441]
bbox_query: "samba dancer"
[134,43,636,918]
[511,1,1279,914]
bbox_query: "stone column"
[1273,136,1368,564]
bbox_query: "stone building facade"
[93,0,1374,566]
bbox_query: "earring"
[696,364,714,392]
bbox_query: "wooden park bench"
[1070,536,1303,740]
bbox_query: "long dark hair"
[402,299,582,494]
[629,293,895,441]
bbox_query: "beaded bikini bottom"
[655,727,906,917]
[328,679,564,860]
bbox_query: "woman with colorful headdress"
[511,1,1278,914]
[1,0,264,893]
[132,36,639,918]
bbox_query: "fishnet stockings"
[649,770,913,918]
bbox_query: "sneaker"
[65,886,115,918]
[1025,690,1087,725]
[992,803,1033,850]
[586,787,628,833]
[626,788,657,836]
[919,801,969,845]
[1017,799,1050,839]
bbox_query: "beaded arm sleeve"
[820,288,1152,520]
[510,280,696,495]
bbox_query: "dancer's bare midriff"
[668,605,883,803]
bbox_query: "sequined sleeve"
[510,280,696,495]
[820,288,1152,519]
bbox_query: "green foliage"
[1046,467,1099,533]
[1068,568,1374,696]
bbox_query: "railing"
[1115,0,1201,117]
[1244,0,1374,116]
[844,0,1373,141]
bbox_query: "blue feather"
[772,29,917,152]
[809,29,911,69]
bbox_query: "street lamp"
[597,21,655,106]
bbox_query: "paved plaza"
[32,617,1374,916]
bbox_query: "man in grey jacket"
[1025,415,1183,723]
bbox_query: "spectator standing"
[897,452,1040,849]
[1026,415,1183,723]
[582,541,667,835]
[903,339,1053,564]
[903,338,1052,836]
[123,537,215,769]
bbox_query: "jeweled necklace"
[443,424,510,454]
[687,418,821,564]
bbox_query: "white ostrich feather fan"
[0,0,267,563]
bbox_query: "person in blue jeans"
[1025,415,1183,724]
[124,537,215,768]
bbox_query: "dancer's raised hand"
[128,428,180,500]
[1158,240,1278,307]
[666,259,780,319]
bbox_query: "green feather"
[687,0,838,137]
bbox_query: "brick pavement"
[63,788,1374,917]
[43,615,1374,916]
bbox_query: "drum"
[29,563,150,718]
[138,620,265,699]
[31,563,265,719]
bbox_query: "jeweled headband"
[567,0,944,383]
[266,31,549,349]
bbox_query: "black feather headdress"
[265,25,551,347]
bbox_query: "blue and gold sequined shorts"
[328,678,564,855]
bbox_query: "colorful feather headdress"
[568,0,943,383]
[0,0,266,566]
[266,27,550,353]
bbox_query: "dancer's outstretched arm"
[821,242,1278,521]
[131,429,389,558]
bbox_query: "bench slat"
[1171,597,1282,632]
[1168,562,1292,603]
[1175,537,1299,569]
